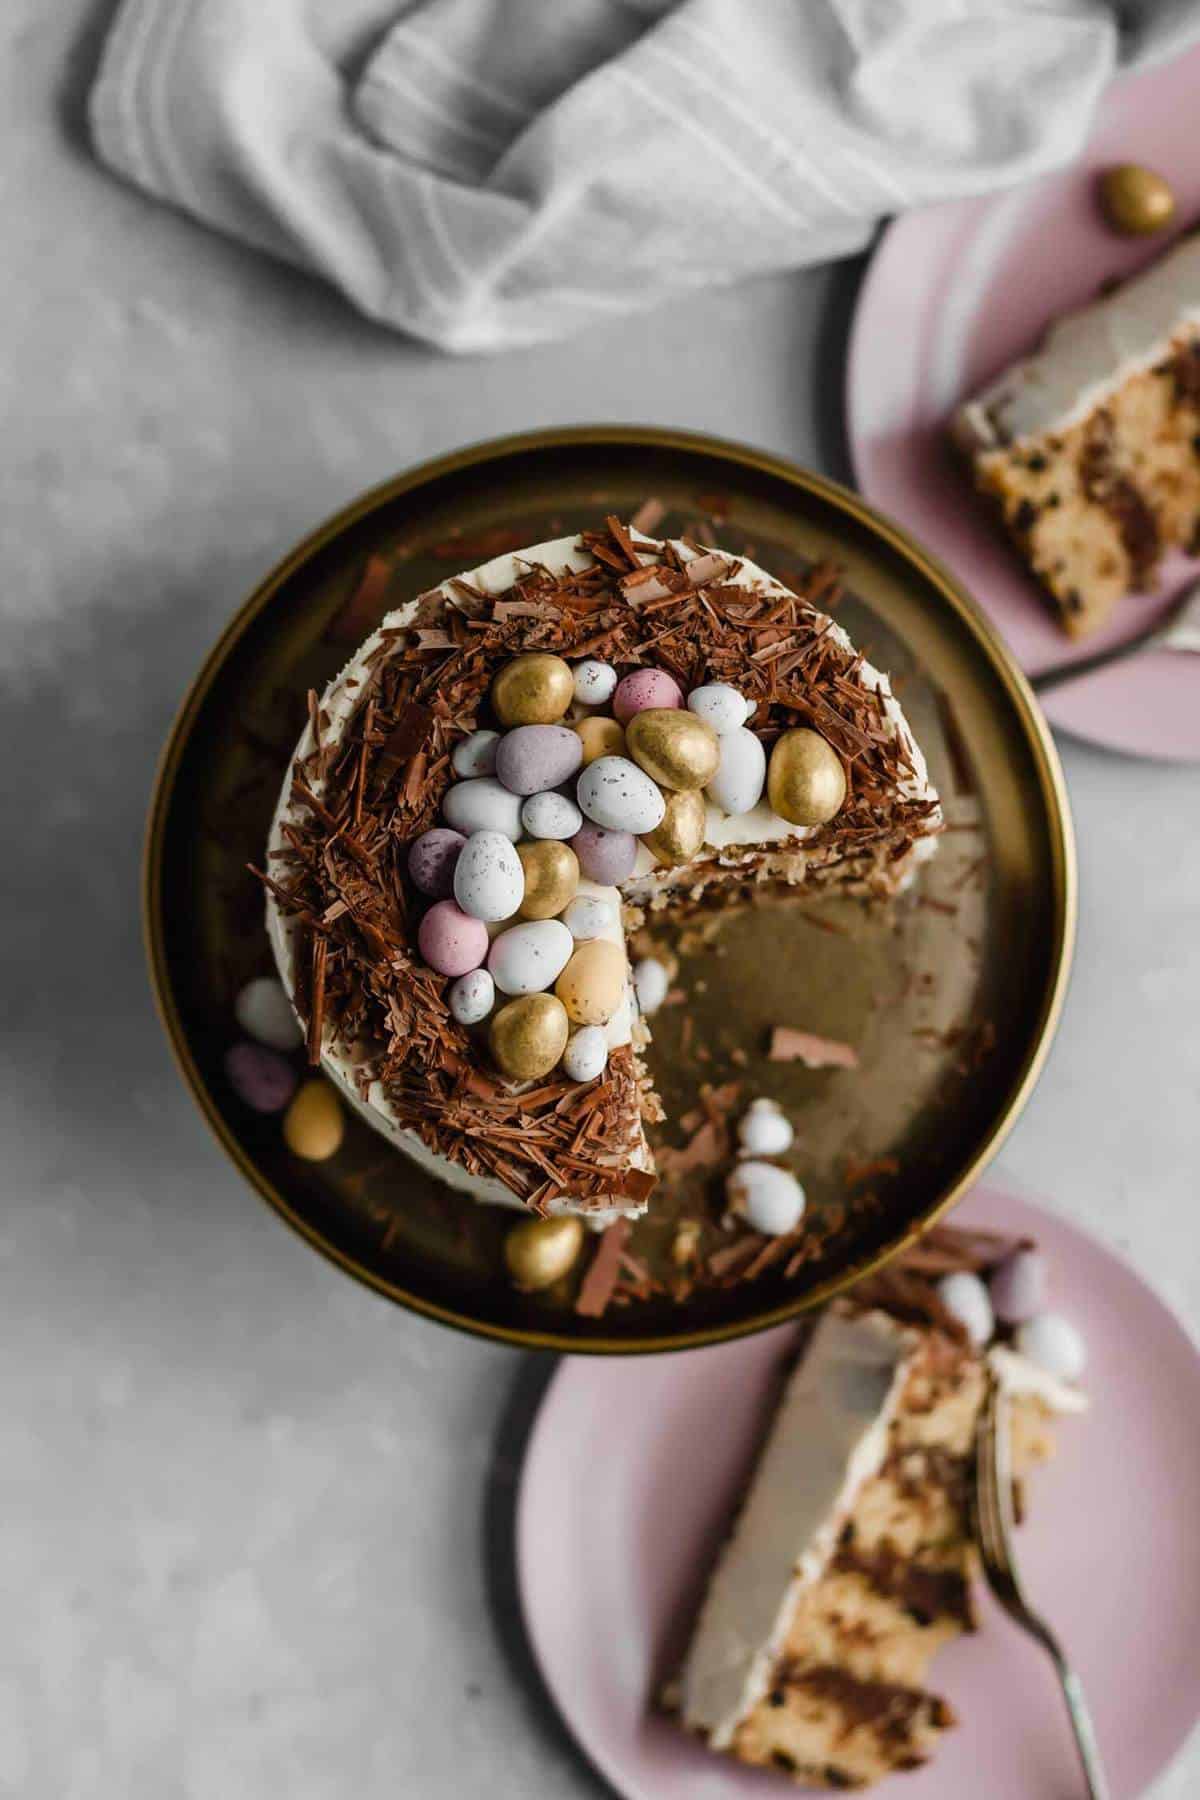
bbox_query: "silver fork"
[973,1378,1111,1800]
[1032,576,1200,692]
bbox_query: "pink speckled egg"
[418,899,489,977]
[612,668,683,723]
[225,1042,298,1114]
[570,823,638,885]
[408,827,467,897]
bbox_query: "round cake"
[263,519,941,1223]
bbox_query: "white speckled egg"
[453,830,525,922]
[577,756,666,835]
[487,919,575,996]
[706,726,766,817]
[572,659,618,706]
[442,777,524,840]
[687,683,749,735]
[562,894,616,940]
[936,1271,994,1346]
[451,729,501,779]
[632,956,669,1016]
[1016,1312,1086,1381]
[727,1161,806,1236]
[448,967,495,1025]
[234,976,304,1051]
[988,1247,1047,1325]
[562,1025,609,1083]
[521,789,584,840]
[737,1098,794,1157]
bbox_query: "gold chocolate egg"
[1098,164,1176,236]
[626,708,720,791]
[504,1213,585,1291]
[555,939,627,1026]
[489,992,570,1082]
[641,786,707,867]
[492,653,574,726]
[283,1079,344,1161]
[574,715,626,766]
[767,729,846,826]
[517,839,580,919]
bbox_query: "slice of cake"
[952,234,1200,636]
[261,520,940,1223]
[674,1228,1085,1788]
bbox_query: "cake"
[673,1227,1086,1787]
[952,233,1200,636]
[261,519,941,1223]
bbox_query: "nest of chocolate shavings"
[260,518,939,1215]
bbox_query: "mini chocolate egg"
[632,956,669,1016]
[1016,1312,1086,1381]
[225,1042,298,1114]
[562,893,617,940]
[234,975,304,1051]
[687,682,749,735]
[706,725,766,817]
[453,830,525,922]
[495,724,583,796]
[504,1213,584,1290]
[936,1271,994,1347]
[767,729,846,826]
[572,658,618,706]
[448,967,495,1026]
[555,939,627,1025]
[571,823,638,885]
[283,1079,344,1161]
[450,729,501,779]
[727,1162,805,1236]
[626,708,720,791]
[640,787,706,866]
[488,919,575,996]
[442,777,523,840]
[521,790,583,840]
[407,827,467,897]
[737,1097,794,1157]
[576,755,666,835]
[574,716,627,766]
[417,899,490,977]
[490,992,570,1082]
[562,1024,610,1083]
[613,667,684,723]
[1099,163,1176,236]
[517,839,580,920]
[492,653,574,726]
[989,1246,1047,1325]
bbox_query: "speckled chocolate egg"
[706,725,766,817]
[488,919,575,996]
[504,1213,584,1290]
[632,956,669,1016]
[450,729,501,779]
[613,667,684,723]
[1016,1312,1086,1381]
[562,1025,609,1083]
[521,790,583,840]
[989,1246,1047,1325]
[453,830,525,922]
[441,777,523,840]
[407,827,467,897]
[936,1271,994,1346]
[737,1097,793,1157]
[489,993,571,1083]
[495,724,583,796]
[571,823,638,885]
[727,1161,805,1235]
[626,708,720,791]
[283,1079,344,1161]
[572,658,618,706]
[417,899,490,977]
[555,939,627,1025]
[1098,163,1176,236]
[640,786,706,866]
[492,653,574,726]
[577,755,666,835]
[562,893,617,940]
[234,976,304,1051]
[574,716,627,767]
[448,967,495,1026]
[687,682,750,735]
[225,1042,298,1114]
[516,840,580,919]
[767,729,846,826]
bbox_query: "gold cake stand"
[143,428,1075,1352]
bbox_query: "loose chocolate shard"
[768,1026,860,1069]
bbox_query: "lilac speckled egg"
[408,827,467,897]
[495,724,583,796]
[570,822,638,885]
[225,1042,298,1114]
[989,1247,1048,1325]
[417,900,489,977]
[613,668,684,723]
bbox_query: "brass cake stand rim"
[143,424,1077,1355]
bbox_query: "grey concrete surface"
[2,5,1197,1796]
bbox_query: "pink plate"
[847,44,1200,761]
[517,1186,1200,1797]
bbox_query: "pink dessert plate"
[847,42,1200,762]
[517,1184,1200,1798]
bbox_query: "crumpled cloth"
[89,0,1200,353]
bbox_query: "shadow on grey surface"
[810,248,873,490]
[484,1354,618,1800]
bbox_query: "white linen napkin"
[89,0,1200,354]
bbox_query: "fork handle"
[1030,630,1158,693]
[1057,1666,1111,1800]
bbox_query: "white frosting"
[955,233,1200,449]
